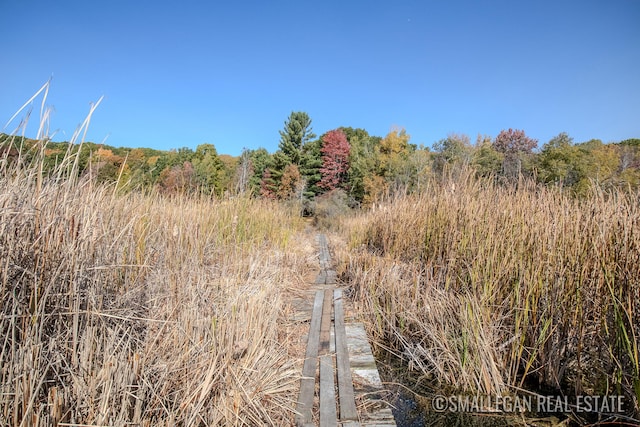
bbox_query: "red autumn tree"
[319,129,350,191]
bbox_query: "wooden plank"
[345,323,397,426]
[325,270,337,285]
[334,289,359,422]
[315,271,327,285]
[318,234,330,266]
[320,289,333,354]
[319,353,337,427]
[319,256,329,268]
[295,290,324,426]
[319,287,337,426]
[317,233,327,248]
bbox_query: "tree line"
[2,111,639,205]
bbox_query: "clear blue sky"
[1,0,639,156]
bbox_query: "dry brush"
[340,170,640,419]
[0,135,305,426]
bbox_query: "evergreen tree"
[272,111,317,197]
[275,111,316,166]
[300,138,322,198]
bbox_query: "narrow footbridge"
[295,235,396,427]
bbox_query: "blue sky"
[1,0,639,156]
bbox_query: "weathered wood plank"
[319,353,337,427]
[317,233,327,245]
[315,271,327,285]
[320,288,333,354]
[346,323,397,426]
[325,270,337,285]
[318,234,330,266]
[294,232,396,426]
[295,290,324,426]
[334,289,359,422]
[319,286,337,426]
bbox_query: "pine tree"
[275,112,316,166]
[272,112,317,197]
[300,138,322,198]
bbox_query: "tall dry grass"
[1,93,306,426]
[341,170,639,417]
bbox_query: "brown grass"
[339,170,639,418]
[0,90,307,426]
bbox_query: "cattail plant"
[1,85,306,426]
[340,168,639,418]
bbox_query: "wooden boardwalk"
[295,235,396,427]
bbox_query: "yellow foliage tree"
[363,174,387,207]
[379,128,411,178]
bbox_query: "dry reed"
[1,89,306,426]
[340,169,639,419]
